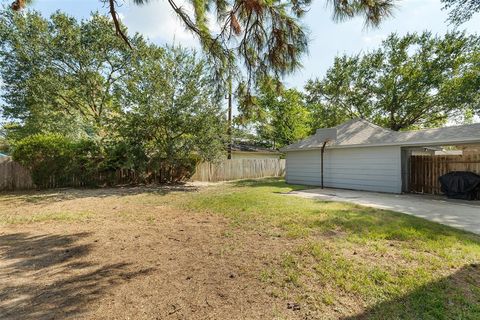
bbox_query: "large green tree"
[252,80,311,148]
[305,32,480,131]
[0,11,141,139]
[114,45,226,178]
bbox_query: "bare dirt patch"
[0,187,303,320]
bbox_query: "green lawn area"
[177,178,480,319]
[1,178,479,319]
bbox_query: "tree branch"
[108,0,132,49]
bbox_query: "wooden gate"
[409,154,480,195]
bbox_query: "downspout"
[321,141,327,189]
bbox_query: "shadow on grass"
[0,184,199,205]
[0,232,93,276]
[342,264,480,320]
[0,233,155,319]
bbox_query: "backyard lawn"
[0,178,479,319]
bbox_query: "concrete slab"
[287,188,480,235]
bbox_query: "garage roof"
[281,119,480,151]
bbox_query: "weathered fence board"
[190,159,286,182]
[0,157,33,191]
[409,154,480,195]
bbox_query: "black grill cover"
[439,171,480,200]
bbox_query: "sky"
[27,0,480,90]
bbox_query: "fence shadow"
[0,232,155,319]
[342,264,480,319]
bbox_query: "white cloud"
[118,0,226,48]
[118,0,198,47]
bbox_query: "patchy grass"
[178,178,480,319]
[0,210,93,225]
[0,178,479,319]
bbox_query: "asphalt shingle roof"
[281,119,480,151]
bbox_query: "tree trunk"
[227,76,232,160]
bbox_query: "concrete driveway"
[288,188,480,235]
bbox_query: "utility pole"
[227,75,232,160]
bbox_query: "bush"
[12,133,75,188]
[12,133,199,188]
[12,134,105,188]
[152,155,199,183]
[70,139,106,186]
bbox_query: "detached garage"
[281,119,480,194]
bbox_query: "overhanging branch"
[108,0,132,49]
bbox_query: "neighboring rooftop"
[231,143,281,154]
[281,119,480,151]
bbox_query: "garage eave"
[282,138,480,152]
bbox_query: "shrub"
[153,155,200,183]
[12,134,105,188]
[70,139,105,186]
[12,133,200,188]
[12,133,75,188]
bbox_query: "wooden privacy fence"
[36,169,146,189]
[0,157,34,191]
[0,165,189,191]
[409,154,480,195]
[1,157,286,190]
[0,158,148,191]
[190,159,286,182]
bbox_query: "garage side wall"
[286,146,402,193]
[286,150,322,185]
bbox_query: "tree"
[0,11,141,140]
[253,80,311,148]
[305,32,480,131]
[1,11,227,182]
[9,0,396,93]
[304,57,359,130]
[115,45,226,180]
[0,126,8,154]
[442,0,480,24]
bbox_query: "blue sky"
[28,0,480,90]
